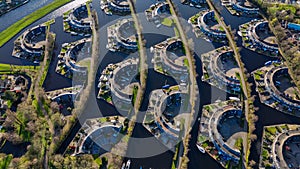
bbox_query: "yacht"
[125,160,131,169]
[196,144,205,153]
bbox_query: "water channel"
[1,0,300,168]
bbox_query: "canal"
[1,0,300,168]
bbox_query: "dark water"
[0,141,30,157]
[42,17,82,91]
[1,0,300,168]
[0,0,90,65]
[0,0,53,32]
[207,1,300,169]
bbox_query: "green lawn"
[234,137,243,150]
[0,0,71,47]
[0,154,13,169]
[174,27,179,37]
[266,127,277,135]
[77,58,91,72]
[219,26,225,32]
[131,85,139,105]
[183,58,189,67]
[0,63,38,72]
[198,135,207,143]
[189,13,200,24]
[254,73,261,81]
[268,4,297,16]
[162,17,173,27]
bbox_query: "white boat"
[100,5,105,10]
[237,31,242,37]
[229,97,240,101]
[196,144,205,153]
[106,11,112,16]
[121,163,125,169]
[70,32,78,36]
[203,37,211,42]
[125,160,131,169]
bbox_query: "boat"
[125,160,131,169]
[203,37,212,42]
[70,32,78,36]
[264,61,272,66]
[229,97,240,101]
[196,144,205,153]
[121,163,125,169]
[237,31,242,37]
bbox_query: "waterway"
[1,0,300,169]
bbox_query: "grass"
[219,26,225,32]
[261,148,269,160]
[189,13,200,24]
[77,58,91,72]
[266,126,277,135]
[174,27,179,37]
[94,157,102,166]
[170,85,179,91]
[202,142,209,148]
[0,154,13,169]
[183,58,189,67]
[234,137,243,150]
[155,65,164,74]
[99,117,107,123]
[254,72,261,80]
[203,72,209,79]
[144,113,154,124]
[0,64,37,72]
[39,33,55,87]
[44,19,55,26]
[197,135,207,143]
[101,93,112,103]
[164,85,180,93]
[268,4,297,16]
[33,99,43,117]
[131,85,138,106]
[86,2,91,17]
[162,17,173,27]
[0,0,71,47]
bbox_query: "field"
[0,63,38,72]
[162,17,174,27]
[0,0,71,47]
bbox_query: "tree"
[250,134,257,141]
[3,132,22,144]
[50,102,59,113]
[50,154,64,169]
[2,91,18,102]
[51,112,64,131]
[249,159,256,167]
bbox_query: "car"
[196,144,205,153]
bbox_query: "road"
[206,0,251,166]
[166,0,199,168]
[128,0,148,113]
